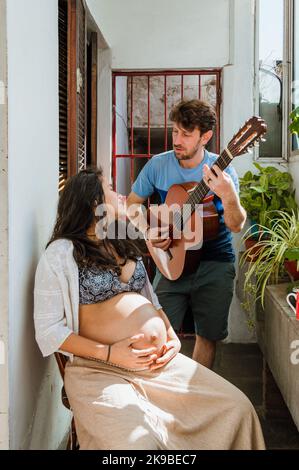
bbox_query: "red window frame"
[112,69,222,191]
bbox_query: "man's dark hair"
[169,99,217,134]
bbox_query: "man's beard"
[174,140,201,161]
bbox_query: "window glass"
[258,0,283,158]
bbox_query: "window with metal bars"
[112,70,221,197]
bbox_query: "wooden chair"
[54,352,79,450]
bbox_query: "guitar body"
[146,182,219,280]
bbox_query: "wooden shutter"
[90,32,98,167]
[58,0,68,191]
[68,0,87,176]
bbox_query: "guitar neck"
[186,149,233,208]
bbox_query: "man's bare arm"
[222,192,247,233]
[126,191,148,235]
[126,191,172,249]
[202,164,246,233]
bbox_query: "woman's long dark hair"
[47,167,142,273]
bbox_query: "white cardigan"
[34,238,162,360]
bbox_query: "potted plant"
[240,163,297,231]
[239,111,299,317]
[284,248,299,281]
[240,210,299,309]
[239,163,297,259]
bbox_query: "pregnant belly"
[79,292,167,354]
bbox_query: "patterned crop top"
[78,256,147,305]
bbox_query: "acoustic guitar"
[145,116,267,280]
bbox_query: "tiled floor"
[180,338,299,450]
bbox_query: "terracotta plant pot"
[284,260,299,281]
[244,237,263,262]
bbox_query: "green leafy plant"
[239,163,297,229]
[289,106,299,135]
[240,281,258,330]
[240,210,299,309]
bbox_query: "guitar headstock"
[227,116,267,157]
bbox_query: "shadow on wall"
[11,215,71,449]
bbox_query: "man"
[126,99,246,369]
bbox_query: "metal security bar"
[112,70,222,193]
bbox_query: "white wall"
[87,0,256,179]
[88,0,229,184]
[6,0,70,449]
[222,0,258,342]
[0,0,9,451]
[87,0,230,69]
[87,0,257,175]
[97,47,113,181]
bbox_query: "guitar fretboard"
[186,149,234,211]
[172,149,234,232]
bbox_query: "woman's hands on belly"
[126,315,167,353]
[79,292,168,369]
[108,316,167,370]
[108,333,160,370]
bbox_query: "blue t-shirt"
[132,149,239,262]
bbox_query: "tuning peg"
[260,138,266,142]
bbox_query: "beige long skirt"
[64,353,265,450]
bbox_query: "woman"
[34,168,265,450]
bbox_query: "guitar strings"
[171,144,235,233]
